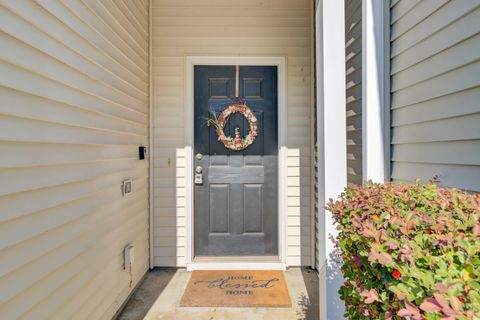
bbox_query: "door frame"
[185,56,287,270]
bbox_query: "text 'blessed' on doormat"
[179,270,292,308]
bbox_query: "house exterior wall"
[345,0,363,186]
[152,0,314,267]
[0,1,149,319]
[389,0,480,191]
[317,0,480,319]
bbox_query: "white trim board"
[148,0,154,270]
[187,262,287,271]
[184,56,288,270]
[315,0,347,319]
[362,0,387,183]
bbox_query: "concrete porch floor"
[117,268,319,320]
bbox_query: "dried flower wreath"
[207,98,258,151]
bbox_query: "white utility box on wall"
[124,244,135,270]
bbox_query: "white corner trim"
[184,56,288,270]
[316,0,346,319]
[362,0,386,183]
[148,0,154,270]
[309,0,318,270]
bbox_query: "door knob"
[195,166,203,174]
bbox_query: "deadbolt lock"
[195,153,203,160]
[194,166,203,185]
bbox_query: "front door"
[194,65,278,256]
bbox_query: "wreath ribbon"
[207,66,259,151]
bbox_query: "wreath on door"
[207,98,258,151]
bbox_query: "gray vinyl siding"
[389,0,480,192]
[0,1,149,319]
[345,0,363,185]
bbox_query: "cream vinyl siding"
[152,0,314,266]
[389,0,480,191]
[0,1,149,319]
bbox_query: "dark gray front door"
[194,66,278,256]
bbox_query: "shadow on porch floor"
[116,268,319,320]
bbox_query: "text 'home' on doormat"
[179,270,292,308]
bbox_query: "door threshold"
[187,256,286,271]
[194,256,280,262]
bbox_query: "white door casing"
[184,56,288,271]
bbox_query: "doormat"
[179,270,291,308]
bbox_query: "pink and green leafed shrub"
[327,181,480,320]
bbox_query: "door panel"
[194,65,278,256]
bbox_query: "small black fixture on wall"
[139,146,147,160]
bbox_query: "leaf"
[386,241,398,249]
[361,289,380,304]
[441,199,450,210]
[397,309,411,317]
[468,280,480,291]
[433,293,458,317]
[449,296,463,313]
[389,285,407,300]
[419,298,442,313]
[384,311,393,320]
[433,293,450,310]
[398,300,422,319]
[378,252,393,265]
[368,249,379,263]
[470,290,480,304]
[473,224,480,237]
[435,283,448,294]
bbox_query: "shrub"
[326,181,480,319]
